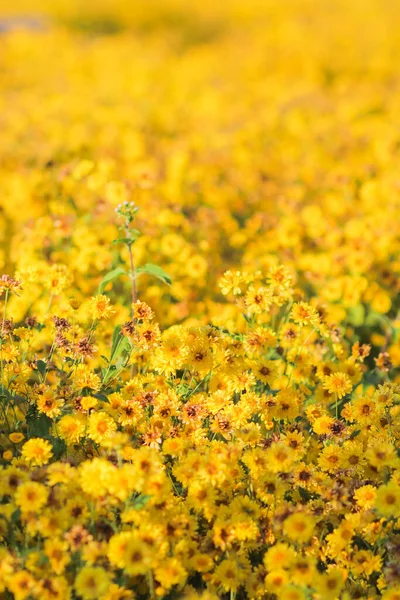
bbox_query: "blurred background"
[1,0,400,329]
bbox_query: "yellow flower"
[37,576,70,600]
[0,274,22,295]
[212,558,249,592]
[87,411,117,444]
[291,302,319,327]
[375,482,400,518]
[36,393,64,418]
[100,584,134,600]
[289,556,316,586]
[283,513,315,543]
[265,569,289,594]
[366,442,398,469]
[318,444,341,472]
[245,285,273,314]
[44,538,70,574]
[314,568,345,600]
[323,372,352,399]
[219,270,247,296]
[58,414,86,444]
[265,442,295,473]
[6,570,34,600]
[21,438,53,466]
[81,396,98,411]
[264,543,295,571]
[186,254,208,279]
[382,588,400,600]
[186,341,213,375]
[353,485,377,510]
[279,586,307,600]
[88,295,116,321]
[123,536,153,576]
[15,481,48,513]
[155,557,187,590]
[74,364,101,391]
[79,458,114,498]
[312,415,334,435]
[268,265,293,290]
[75,566,111,600]
[108,532,132,569]
[252,359,279,386]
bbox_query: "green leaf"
[99,267,127,293]
[26,411,51,437]
[110,325,130,362]
[347,304,365,327]
[50,437,66,460]
[111,325,122,357]
[130,494,151,510]
[36,360,47,378]
[113,230,141,245]
[349,429,361,440]
[353,535,372,550]
[136,263,171,286]
[93,393,109,403]
[113,237,133,246]
[11,508,21,524]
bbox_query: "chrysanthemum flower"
[75,566,111,600]
[323,372,352,399]
[21,438,53,466]
[58,414,86,444]
[88,295,116,321]
[264,543,295,571]
[375,482,400,518]
[123,537,153,576]
[314,568,345,600]
[283,513,315,543]
[87,411,117,444]
[291,302,319,327]
[15,481,48,513]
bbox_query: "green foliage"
[99,267,127,294]
[136,263,172,286]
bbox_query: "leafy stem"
[125,226,137,313]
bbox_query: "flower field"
[1,0,400,599]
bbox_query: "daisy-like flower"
[75,566,111,600]
[21,438,53,467]
[323,372,352,399]
[291,302,319,327]
[9,432,24,444]
[88,295,116,321]
[219,270,247,296]
[245,285,273,314]
[0,274,22,295]
[87,411,117,444]
[58,414,86,444]
[375,482,400,518]
[264,543,295,571]
[283,513,315,543]
[353,484,377,510]
[15,481,48,513]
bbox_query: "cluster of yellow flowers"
[1,1,400,599]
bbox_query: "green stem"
[0,289,9,393]
[125,232,137,312]
[147,571,155,599]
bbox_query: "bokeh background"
[1,0,400,336]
